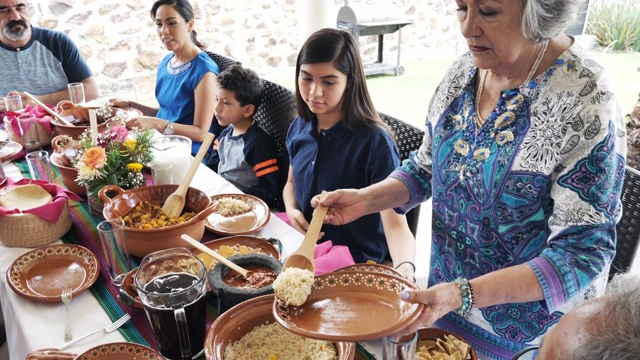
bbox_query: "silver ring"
[43,350,50,355]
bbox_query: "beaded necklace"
[475,40,549,128]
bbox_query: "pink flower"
[109,126,129,142]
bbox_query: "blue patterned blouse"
[390,44,626,359]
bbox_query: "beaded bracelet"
[453,277,475,319]
[395,261,416,273]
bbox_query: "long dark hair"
[294,28,389,133]
[150,0,206,50]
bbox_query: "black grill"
[337,2,413,76]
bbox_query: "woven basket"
[3,116,54,148]
[0,200,73,248]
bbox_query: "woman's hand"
[286,208,325,240]
[26,349,77,359]
[107,98,130,108]
[392,282,462,336]
[127,116,161,131]
[311,189,368,226]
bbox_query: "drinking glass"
[4,94,24,112]
[382,332,418,360]
[67,82,85,105]
[97,218,132,286]
[17,113,41,151]
[135,248,207,360]
[25,150,52,182]
[152,163,173,185]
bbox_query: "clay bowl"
[198,235,281,268]
[204,294,355,360]
[99,184,218,258]
[335,263,406,278]
[417,328,478,360]
[52,100,142,139]
[208,253,282,314]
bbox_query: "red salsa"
[223,266,277,289]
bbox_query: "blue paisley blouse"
[390,44,626,359]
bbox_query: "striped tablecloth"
[15,160,376,360]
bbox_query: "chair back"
[610,165,640,279]
[253,80,297,210]
[205,51,241,72]
[379,112,425,236]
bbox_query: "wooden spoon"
[282,191,329,273]
[23,92,75,126]
[180,234,251,279]
[161,132,214,217]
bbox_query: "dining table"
[0,152,386,360]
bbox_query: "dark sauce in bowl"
[222,266,277,289]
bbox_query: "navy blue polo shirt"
[286,116,400,263]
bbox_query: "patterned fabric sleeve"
[525,51,626,313]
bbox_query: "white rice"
[217,196,252,216]
[224,322,337,360]
[272,267,314,306]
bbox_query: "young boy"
[209,65,281,208]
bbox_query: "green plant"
[587,0,640,52]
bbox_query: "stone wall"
[30,0,460,103]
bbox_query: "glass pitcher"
[151,135,192,184]
[135,248,207,360]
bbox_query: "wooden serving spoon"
[282,191,329,273]
[23,92,75,126]
[180,234,252,279]
[161,132,214,217]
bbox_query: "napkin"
[314,240,355,275]
[0,178,82,223]
[5,105,57,136]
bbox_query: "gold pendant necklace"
[475,40,549,129]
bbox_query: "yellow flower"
[454,139,469,156]
[127,163,143,172]
[123,139,137,152]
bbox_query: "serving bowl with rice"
[204,294,355,360]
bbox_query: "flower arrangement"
[72,126,154,196]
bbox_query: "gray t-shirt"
[0,26,92,96]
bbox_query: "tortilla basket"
[3,116,54,148]
[0,199,72,248]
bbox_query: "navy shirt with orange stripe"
[286,116,401,263]
[213,123,280,207]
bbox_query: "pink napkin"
[0,178,82,223]
[314,240,355,275]
[5,105,57,136]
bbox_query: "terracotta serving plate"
[6,244,100,302]
[75,342,163,360]
[0,140,22,163]
[205,193,270,236]
[204,294,355,360]
[273,270,423,342]
[334,263,406,278]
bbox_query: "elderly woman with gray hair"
[313,0,626,358]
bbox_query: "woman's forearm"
[361,177,411,215]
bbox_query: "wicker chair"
[609,165,640,280]
[204,51,241,72]
[379,112,426,237]
[252,80,297,211]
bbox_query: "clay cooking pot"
[99,184,218,258]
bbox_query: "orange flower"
[82,147,107,169]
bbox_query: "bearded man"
[0,0,98,111]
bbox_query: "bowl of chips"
[416,328,478,360]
